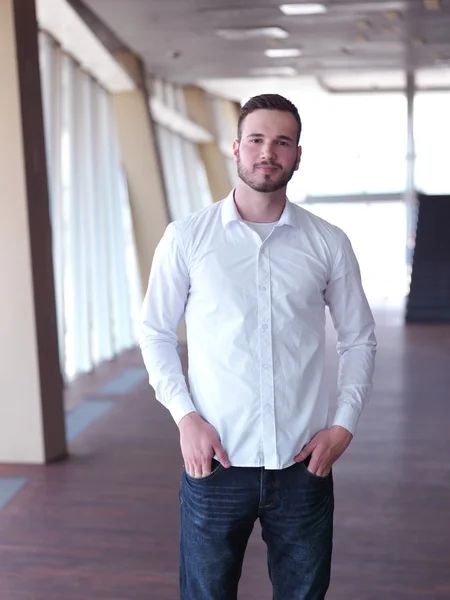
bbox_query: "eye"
[250,138,262,143]
[278,141,288,146]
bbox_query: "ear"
[233,139,240,164]
[295,145,302,171]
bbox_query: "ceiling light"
[385,9,402,20]
[424,0,440,10]
[356,19,372,29]
[216,27,289,40]
[249,66,297,76]
[435,58,450,67]
[279,4,327,15]
[265,48,302,58]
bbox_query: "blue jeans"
[179,457,334,599]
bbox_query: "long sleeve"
[324,231,377,435]
[139,222,196,425]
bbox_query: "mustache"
[255,161,282,169]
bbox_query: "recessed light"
[249,66,297,76]
[216,27,289,40]
[356,19,372,29]
[265,48,302,58]
[279,4,327,15]
[385,9,402,21]
[424,0,440,10]
[435,57,450,66]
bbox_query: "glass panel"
[67,65,92,375]
[304,201,408,306]
[156,124,213,219]
[414,92,450,195]
[39,32,143,380]
[89,82,115,364]
[59,53,76,378]
[117,168,143,342]
[287,93,407,201]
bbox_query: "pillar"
[0,0,66,463]
[184,86,233,202]
[111,53,169,294]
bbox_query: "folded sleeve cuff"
[332,402,362,436]
[167,393,197,425]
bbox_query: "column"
[111,53,169,293]
[0,0,66,463]
[184,86,233,202]
[405,71,418,273]
[406,71,416,205]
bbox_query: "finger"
[294,442,313,463]
[307,454,320,474]
[214,444,231,468]
[186,459,201,477]
[315,463,331,477]
[316,467,330,477]
[201,456,212,477]
[192,459,202,478]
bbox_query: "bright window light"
[279,4,327,15]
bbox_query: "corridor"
[0,307,449,599]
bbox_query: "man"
[139,94,376,599]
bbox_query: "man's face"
[233,109,302,194]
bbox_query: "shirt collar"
[221,191,242,227]
[221,189,300,231]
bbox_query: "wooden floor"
[1,306,450,599]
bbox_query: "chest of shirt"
[186,225,332,308]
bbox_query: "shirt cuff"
[167,393,197,425]
[332,402,362,436]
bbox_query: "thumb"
[294,441,314,463]
[214,442,231,468]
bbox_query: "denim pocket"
[184,459,223,482]
[300,458,332,481]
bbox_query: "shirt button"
[263,364,270,370]
[260,285,267,292]
[261,324,268,331]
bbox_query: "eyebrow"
[246,133,295,143]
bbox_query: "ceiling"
[77,0,450,89]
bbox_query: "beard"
[237,156,297,193]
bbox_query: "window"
[39,31,140,381]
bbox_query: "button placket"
[257,245,276,467]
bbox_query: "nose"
[260,141,277,162]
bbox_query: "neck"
[234,181,286,223]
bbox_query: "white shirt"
[139,192,377,470]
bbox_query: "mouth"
[256,164,280,174]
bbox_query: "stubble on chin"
[237,165,288,194]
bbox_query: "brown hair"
[237,94,302,144]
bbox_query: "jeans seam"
[259,470,278,509]
[267,547,278,600]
